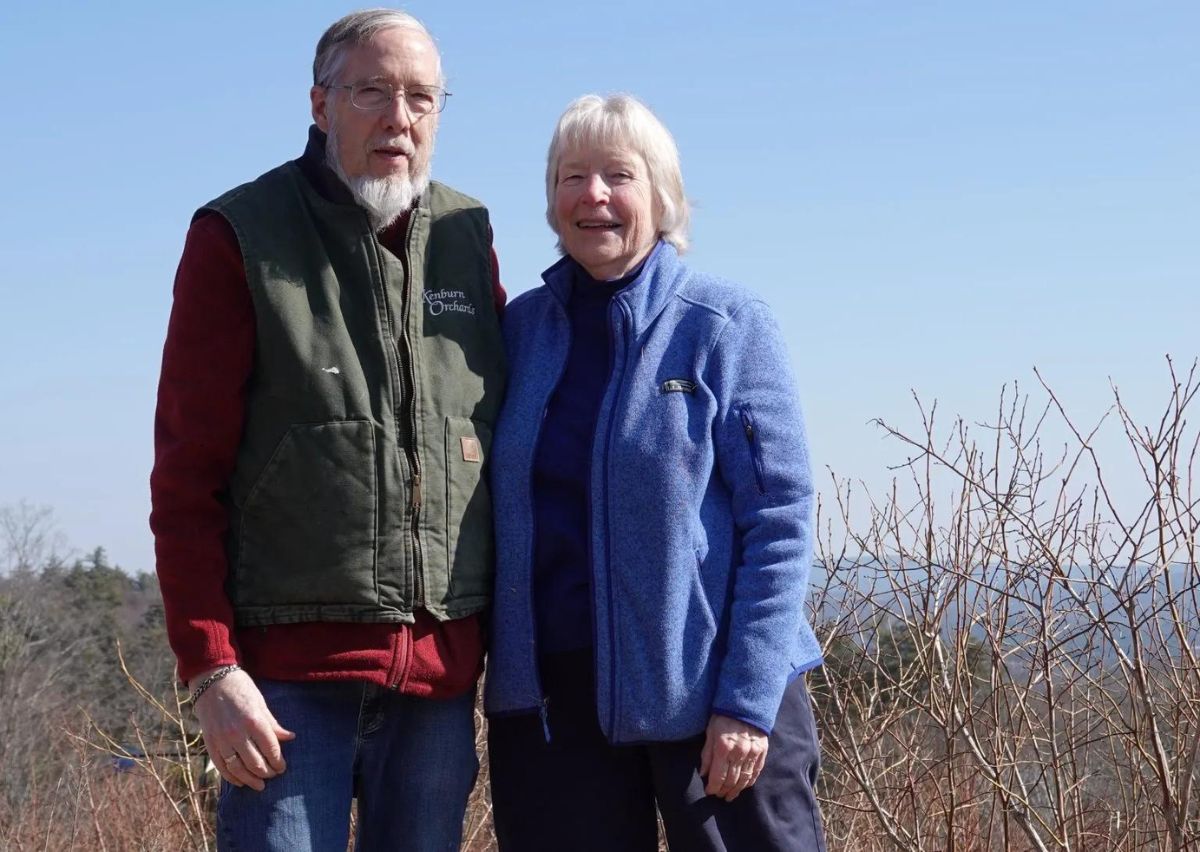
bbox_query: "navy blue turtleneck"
[531,259,643,655]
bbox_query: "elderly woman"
[484,94,826,851]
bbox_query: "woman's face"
[553,143,658,281]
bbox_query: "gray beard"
[325,122,430,230]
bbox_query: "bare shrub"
[0,500,66,576]
[6,363,1198,850]
[811,360,1200,851]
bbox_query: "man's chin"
[348,172,424,230]
[366,162,410,181]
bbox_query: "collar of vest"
[541,240,687,337]
[294,124,361,208]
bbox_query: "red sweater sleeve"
[150,213,253,684]
[490,234,507,315]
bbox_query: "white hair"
[545,93,690,254]
[313,8,443,87]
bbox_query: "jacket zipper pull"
[741,411,755,443]
[539,698,552,744]
[411,472,422,512]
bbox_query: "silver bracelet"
[189,664,241,705]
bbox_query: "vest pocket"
[444,416,495,600]
[235,420,378,607]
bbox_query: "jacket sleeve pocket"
[736,402,769,495]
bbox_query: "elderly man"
[150,9,505,850]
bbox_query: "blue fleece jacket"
[485,241,821,742]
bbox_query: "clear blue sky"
[0,1,1196,572]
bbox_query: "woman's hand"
[699,713,768,801]
[190,668,296,791]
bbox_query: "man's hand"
[699,714,768,802]
[190,668,296,791]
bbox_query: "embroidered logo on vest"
[424,288,476,317]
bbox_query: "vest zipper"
[368,223,417,612]
[372,212,425,612]
[399,212,425,608]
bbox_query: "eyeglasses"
[325,80,450,116]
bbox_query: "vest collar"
[296,124,359,208]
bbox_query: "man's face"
[310,26,440,184]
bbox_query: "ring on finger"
[223,752,240,763]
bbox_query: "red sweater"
[151,210,505,697]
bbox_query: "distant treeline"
[0,546,176,813]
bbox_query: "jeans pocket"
[216,781,239,852]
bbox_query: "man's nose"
[380,92,414,132]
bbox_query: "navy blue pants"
[488,651,826,851]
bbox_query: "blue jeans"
[217,679,478,852]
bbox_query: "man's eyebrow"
[354,74,439,85]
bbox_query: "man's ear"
[311,85,330,133]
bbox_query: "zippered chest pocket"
[737,403,768,495]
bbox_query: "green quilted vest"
[201,161,506,627]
